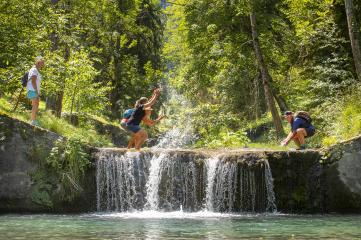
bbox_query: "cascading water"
[144,152,167,210]
[96,151,150,211]
[265,160,277,212]
[96,150,277,213]
[146,152,204,211]
[204,156,277,213]
[205,157,219,211]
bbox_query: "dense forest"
[1,0,361,148]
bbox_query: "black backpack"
[294,111,312,124]
[21,72,29,87]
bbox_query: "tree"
[345,0,361,80]
[64,50,110,115]
[250,10,284,138]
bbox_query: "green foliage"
[336,101,361,139]
[319,90,361,147]
[30,170,54,208]
[2,0,361,149]
[0,0,164,118]
[196,127,250,148]
[161,0,361,148]
[172,103,250,148]
[30,137,91,207]
[47,138,91,202]
[40,112,113,147]
[63,50,110,114]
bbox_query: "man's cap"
[283,111,293,117]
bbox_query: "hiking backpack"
[123,109,134,119]
[21,72,29,87]
[294,111,312,124]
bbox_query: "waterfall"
[96,151,149,211]
[205,157,219,211]
[204,157,276,213]
[96,150,277,213]
[145,152,167,210]
[265,160,277,212]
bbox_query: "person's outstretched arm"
[281,131,296,146]
[143,114,165,127]
[144,88,161,108]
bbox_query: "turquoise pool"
[0,212,360,239]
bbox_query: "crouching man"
[281,111,315,150]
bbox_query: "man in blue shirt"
[281,111,315,150]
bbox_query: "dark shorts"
[305,126,315,137]
[126,124,141,133]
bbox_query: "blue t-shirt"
[291,117,312,132]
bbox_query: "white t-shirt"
[26,66,42,93]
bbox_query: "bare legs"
[127,135,135,149]
[135,129,148,150]
[293,128,307,148]
[127,129,148,151]
[31,98,39,121]
[134,129,148,150]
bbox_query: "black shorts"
[306,127,315,137]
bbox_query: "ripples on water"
[0,213,361,239]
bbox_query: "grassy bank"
[0,96,114,147]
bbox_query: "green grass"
[0,96,113,147]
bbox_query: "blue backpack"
[123,109,134,119]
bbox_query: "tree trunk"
[345,0,361,81]
[253,72,261,120]
[267,72,289,112]
[46,0,60,115]
[273,92,289,113]
[46,0,66,117]
[250,12,284,138]
[110,35,122,116]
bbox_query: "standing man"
[281,111,316,150]
[26,56,45,126]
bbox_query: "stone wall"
[0,113,97,213]
[266,150,324,213]
[323,137,361,213]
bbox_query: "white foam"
[91,210,282,219]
